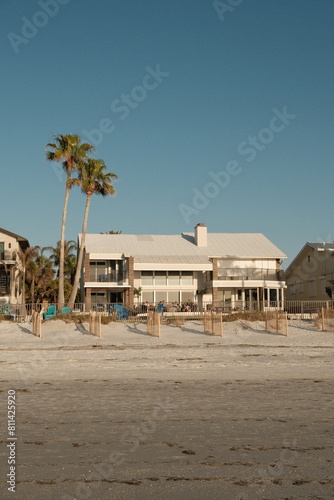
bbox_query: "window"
[181,271,193,285]
[141,271,153,285]
[90,262,106,281]
[0,243,4,260]
[141,271,193,286]
[168,271,180,286]
[142,291,154,303]
[168,291,180,302]
[180,291,195,302]
[155,291,167,303]
[91,292,107,305]
[155,271,167,286]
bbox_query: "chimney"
[194,223,207,247]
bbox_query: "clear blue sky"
[1,0,333,268]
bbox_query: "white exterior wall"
[0,231,27,304]
[217,259,277,269]
[0,233,20,260]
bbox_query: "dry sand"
[0,318,333,500]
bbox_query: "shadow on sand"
[176,325,221,337]
[125,324,151,337]
[75,323,90,335]
[17,324,35,336]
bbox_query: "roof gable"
[0,228,29,249]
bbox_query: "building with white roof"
[79,223,286,310]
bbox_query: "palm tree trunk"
[67,194,92,310]
[58,182,71,310]
[30,279,35,311]
[20,266,27,317]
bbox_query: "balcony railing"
[89,271,128,283]
[216,268,284,281]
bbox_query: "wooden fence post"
[276,309,279,333]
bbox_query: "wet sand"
[0,319,333,499]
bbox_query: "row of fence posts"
[30,311,102,339]
[28,307,334,340]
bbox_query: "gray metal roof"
[307,242,334,251]
[82,232,286,263]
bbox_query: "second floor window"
[141,271,193,286]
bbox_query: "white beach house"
[79,223,286,311]
[0,228,30,305]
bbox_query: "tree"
[42,240,77,283]
[100,230,122,234]
[26,254,55,305]
[67,159,117,309]
[14,246,40,310]
[45,134,94,309]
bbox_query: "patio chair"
[113,304,129,320]
[60,307,71,315]
[0,304,15,319]
[43,305,57,320]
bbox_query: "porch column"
[82,252,90,303]
[124,257,134,307]
[241,289,245,310]
[85,288,91,312]
[212,258,218,280]
[212,286,218,306]
[259,287,264,311]
[9,265,16,303]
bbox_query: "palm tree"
[67,159,117,309]
[45,134,94,309]
[42,240,77,282]
[26,254,55,306]
[15,246,40,313]
[100,230,123,234]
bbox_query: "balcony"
[217,268,284,281]
[89,271,128,283]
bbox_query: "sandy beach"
[0,318,333,500]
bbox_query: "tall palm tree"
[45,134,94,309]
[67,159,117,309]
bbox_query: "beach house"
[285,242,334,301]
[0,228,30,305]
[79,223,286,310]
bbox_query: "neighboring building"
[79,223,286,310]
[285,242,334,301]
[0,228,30,304]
